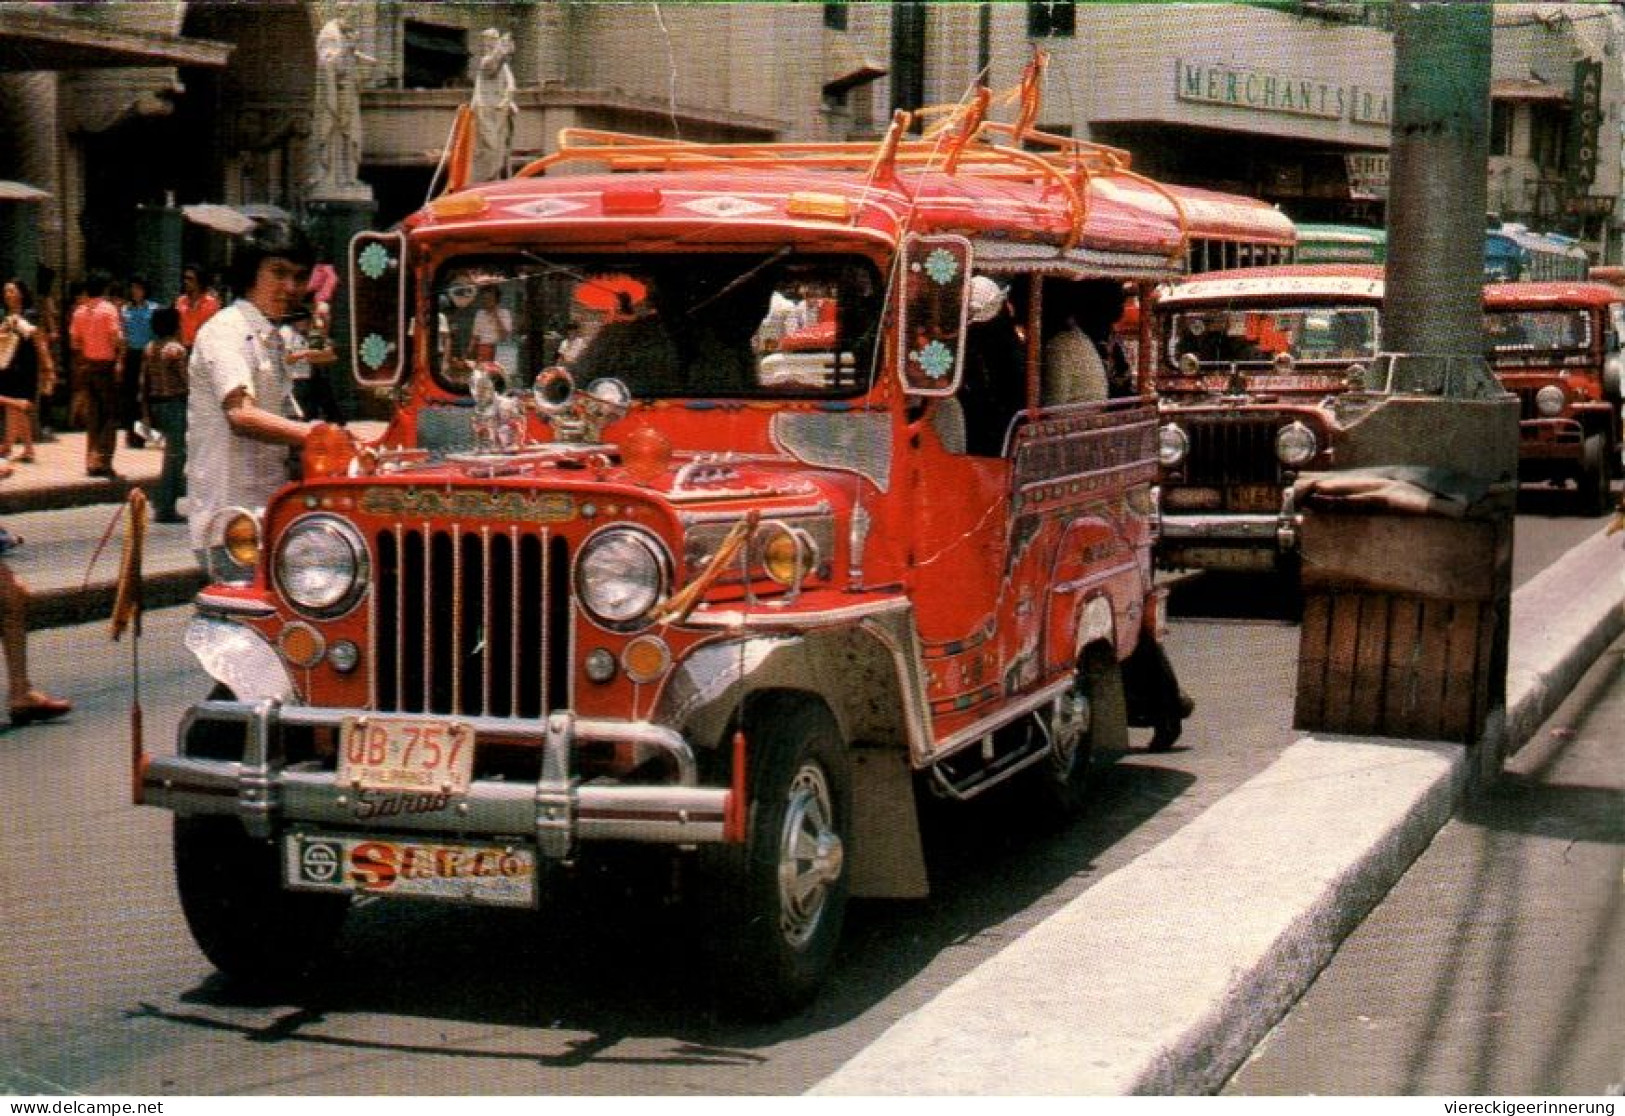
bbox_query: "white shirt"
[471,306,512,346]
[1042,327,1109,407]
[186,300,298,551]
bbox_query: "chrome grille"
[1184,416,1283,486]
[372,526,571,718]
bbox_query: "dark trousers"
[121,351,145,446]
[81,362,119,474]
[148,397,188,519]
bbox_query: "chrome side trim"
[684,595,912,629]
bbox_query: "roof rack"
[510,61,1191,258]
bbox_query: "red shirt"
[69,298,123,362]
[176,290,221,347]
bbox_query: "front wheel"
[1579,434,1612,517]
[705,700,850,1018]
[174,816,349,990]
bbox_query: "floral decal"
[359,332,393,371]
[911,339,954,381]
[922,247,960,286]
[358,242,393,281]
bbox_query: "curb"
[0,476,157,517]
[811,525,1625,1096]
[29,566,205,633]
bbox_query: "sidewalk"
[812,526,1625,1095]
[0,433,203,629]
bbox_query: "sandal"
[11,451,34,463]
[10,691,71,726]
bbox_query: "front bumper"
[142,700,734,857]
[1156,491,1300,570]
[1518,417,1585,469]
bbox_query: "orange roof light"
[787,192,853,221]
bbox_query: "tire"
[1579,434,1611,517]
[173,816,349,990]
[705,699,851,1018]
[1029,651,1128,818]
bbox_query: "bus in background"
[1297,222,1590,282]
[1484,223,1589,282]
[1172,184,1298,275]
[1294,223,1386,266]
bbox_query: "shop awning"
[1491,78,1569,103]
[181,203,256,236]
[0,8,232,72]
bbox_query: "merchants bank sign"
[1177,60,1391,126]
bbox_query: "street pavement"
[812,526,1625,1095]
[2,428,1618,1095]
[1223,634,1625,1094]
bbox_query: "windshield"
[429,252,882,398]
[1483,308,1591,354]
[1166,306,1379,368]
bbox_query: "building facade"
[2,0,1621,294]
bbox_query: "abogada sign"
[1177,60,1391,126]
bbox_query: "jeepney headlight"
[274,515,369,618]
[1536,384,1566,416]
[1276,422,1318,467]
[1158,423,1189,467]
[576,527,670,630]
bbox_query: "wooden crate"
[1293,514,1511,743]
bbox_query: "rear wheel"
[1028,651,1127,819]
[174,816,349,989]
[705,700,850,1018]
[1579,434,1612,516]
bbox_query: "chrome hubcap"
[1048,688,1092,778]
[776,762,842,949]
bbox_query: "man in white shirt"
[187,221,322,578]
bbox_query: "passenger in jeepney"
[1177,310,1263,364]
[956,274,1027,456]
[569,275,679,391]
[1040,279,1111,406]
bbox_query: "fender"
[654,607,933,765]
[653,611,933,898]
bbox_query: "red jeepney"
[1482,280,1624,514]
[140,111,1204,1014]
[1151,265,1383,572]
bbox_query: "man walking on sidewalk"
[68,270,124,479]
[187,221,322,579]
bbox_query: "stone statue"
[311,17,376,194]
[471,28,517,183]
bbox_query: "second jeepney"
[140,110,1201,1014]
[1152,264,1385,574]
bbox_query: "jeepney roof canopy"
[407,118,1293,283]
[1482,281,1621,309]
[1158,264,1386,306]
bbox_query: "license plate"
[285,833,536,908]
[338,716,475,794]
[1230,485,1284,513]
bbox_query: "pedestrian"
[174,263,219,349]
[187,220,327,578]
[0,458,71,728]
[120,274,158,449]
[280,301,343,425]
[140,307,189,524]
[467,284,512,361]
[68,269,124,479]
[0,278,55,463]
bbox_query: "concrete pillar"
[132,205,183,304]
[0,200,41,288]
[1294,2,1518,761]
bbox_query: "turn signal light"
[303,422,356,479]
[223,512,261,570]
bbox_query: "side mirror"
[349,231,407,387]
[897,234,970,397]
